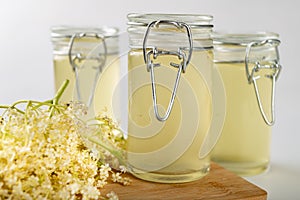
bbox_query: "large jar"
[212,32,282,176]
[126,13,216,183]
[51,26,119,119]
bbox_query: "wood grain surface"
[102,163,267,200]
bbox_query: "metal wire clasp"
[142,20,193,122]
[68,32,107,107]
[245,39,281,126]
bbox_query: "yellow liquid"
[127,49,213,183]
[53,54,120,120]
[212,62,272,176]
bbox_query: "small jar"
[126,13,216,183]
[51,26,119,119]
[212,32,282,176]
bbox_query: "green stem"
[0,104,25,115]
[24,100,33,122]
[31,101,63,111]
[11,100,40,107]
[3,100,42,115]
[1,79,69,118]
[54,79,69,104]
[49,79,69,117]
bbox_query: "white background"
[0,0,299,199]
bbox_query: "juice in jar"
[54,53,120,119]
[51,26,120,119]
[212,62,272,175]
[127,49,213,182]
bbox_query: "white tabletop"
[0,1,299,199]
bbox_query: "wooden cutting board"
[102,162,267,200]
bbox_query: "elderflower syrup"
[212,32,282,176]
[51,26,120,119]
[126,13,221,183]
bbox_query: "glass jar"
[212,32,282,176]
[126,13,219,183]
[51,26,119,119]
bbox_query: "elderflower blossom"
[106,191,119,200]
[80,113,127,171]
[0,99,129,200]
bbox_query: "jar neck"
[213,32,280,63]
[127,13,213,49]
[51,26,119,55]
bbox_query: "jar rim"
[51,26,119,38]
[127,13,213,27]
[213,31,280,46]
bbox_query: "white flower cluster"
[81,114,127,171]
[0,101,128,200]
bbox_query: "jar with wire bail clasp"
[51,26,119,119]
[212,32,282,176]
[126,13,224,183]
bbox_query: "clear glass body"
[53,54,120,119]
[127,14,214,183]
[211,32,280,176]
[51,26,120,120]
[212,62,272,175]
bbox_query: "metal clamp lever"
[245,39,281,126]
[143,20,193,121]
[68,32,107,107]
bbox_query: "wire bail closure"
[142,20,193,122]
[68,32,107,107]
[245,39,281,126]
